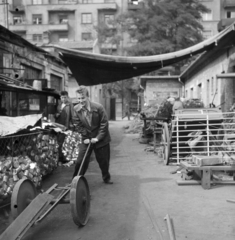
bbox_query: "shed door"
[110,98,116,120]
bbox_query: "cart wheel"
[11,178,37,219]
[70,176,90,227]
[161,122,170,165]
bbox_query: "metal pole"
[6,0,9,29]
[122,80,123,117]
[0,1,8,28]
[164,214,176,240]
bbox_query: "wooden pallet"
[177,161,235,189]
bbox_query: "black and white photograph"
[0,0,235,239]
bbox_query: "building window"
[13,16,23,25]
[82,32,92,41]
[22,64,41,79]
[226,11,235,18]
[197,83,202,99]
[82,0,92,3]
[32,0,42,4]
[207,79,210,106]
[202,29,212,39]
[32,14,42,24]
[59,15,68,24]
[130,37,138,43]
[104,14,114,26]
[32,34,42,42]
[202,9,212,21]
[211,77,214,95]
[82,13,92,24]
[190,88,193,98]
[59,34,68,42]
[51,74,62,92]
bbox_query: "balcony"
[127,1,144,10]
[48,22,69,31]
[101,43,117,49]
[97,3,117,10]
[9,4,25,12]
[217,18,235,32]
[224,0,235,8]
[78,0,115,3]
[49,0,78,4]
[77,0,116,10]
[9,23,27,32]
[48,7,75,12]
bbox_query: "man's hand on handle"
[91,138,98,144]
[83,139,90,144]
[83,138,98,144]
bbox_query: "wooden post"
[202,168,211,189]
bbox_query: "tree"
[123,0,209,56]
[96,0,209,106]
[95,19,142,107]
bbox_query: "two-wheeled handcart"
[0,142,92,240]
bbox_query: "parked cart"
[158,108,235,165]
[0,130,59,206]
[0,141,91,240]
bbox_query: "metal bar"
[45,183,58,194]
[171,150,235,154]
[34,188,70,224]
[176,116,179,164]
[77,142,92,176]
[171,135,234,140]
[172,123,224,127]
[50,198,70,204]
[164,214,176,240]
[170,129,234,133]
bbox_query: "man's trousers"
[72,143,111,182]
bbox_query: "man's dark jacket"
[55,101,74,129]
[73,101,111,148]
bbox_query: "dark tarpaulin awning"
[53,22,235,86]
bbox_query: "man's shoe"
[103,179,113,184]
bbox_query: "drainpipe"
[0,0,9,28]
[6,0,8,29]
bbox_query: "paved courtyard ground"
[1,120,235,240]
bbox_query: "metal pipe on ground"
[164,214,176,240]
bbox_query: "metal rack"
[159,109,235,165]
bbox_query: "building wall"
[200,0,222,38]
[184,47,235,111]
[0,28,69,92]
[0,2,8,28]
[145,79,182,106]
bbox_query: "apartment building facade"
[1,0,234,56]
[0,0,140,118]
[200,0,235,38]
[0,0,139,51]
